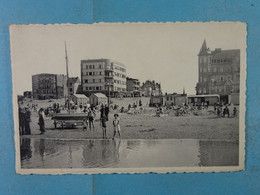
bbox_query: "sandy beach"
[19,98,239,141]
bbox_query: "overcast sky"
[10,22,246,95]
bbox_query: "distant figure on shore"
[100,116,107,139]
[112,114,121,140]
[105,105,109,121]
[223,106,230,118]
[233,107,237,117]
[100,104,105,119]
[139,100,142,107]
[24,107,31,135]
[88,108,95,130]
[19,107,25,135]
[128,104,131,111]
[82,118,88,131]
[38,108,45,135]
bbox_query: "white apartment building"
[81,59,126,97]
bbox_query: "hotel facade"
[81,59,127,97]
[32,73,67,100]
[196,40,240,102]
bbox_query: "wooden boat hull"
[52,113,88,129]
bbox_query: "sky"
[10,22,246,95]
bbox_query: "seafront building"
[141,80,162,97]
[196,40,240,103]
[32,73,67,100]
[126,77,141,97]
[68,77,81,95]
[81,59,127,97]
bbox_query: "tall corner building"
[196,40,240,101]
[81,59,127,97]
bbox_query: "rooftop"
[72,94,88,99]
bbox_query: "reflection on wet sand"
[20,138,238,169]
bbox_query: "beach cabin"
[187,94,220,106]
[89,93,108,106]
[165,94,187,106]
[71,94,89,105]
[149,96,165,107]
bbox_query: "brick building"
[32,73,67,100]
[196,40,240,102]
[81,59,127,97]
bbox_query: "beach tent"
[71,94,89,105]
[89,93,108,106]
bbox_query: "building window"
[220,67,224,72]
[85,87,88,90]
[85,79,88,83]
[86,65,88,69]
[220,77,224,81]
[100,72,102,75]
[89,72,92,76]
[99,64,102,69]
[213,67,217,72]
[89,87,92,90]
[93,79,95,83]
[99,79,102,83]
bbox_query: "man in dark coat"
[38,108,45,135]
[19,107,25,135]
[24,107,31,135]
[105,105,109,121]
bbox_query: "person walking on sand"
[100,116,107,139]
[112,114,121,140]
[88,108,95,130]
[38,108,45,135]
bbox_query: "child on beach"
[100,116,107,139]
[82,118,88,131]
[112,114,121,140]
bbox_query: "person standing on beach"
[88,108,95,130]
[82,118,88,131]
[100,116,107,139]
[19,107,25,135]
[105,105,109,121]
[24,107,31,135]
[100,104,105,119]
[112,114,121,140]
[38,108,45,135]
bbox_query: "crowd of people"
[82,104,121,140]
[18,102,122,139]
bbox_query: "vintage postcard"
[10,22,246,174]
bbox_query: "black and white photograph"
[10,22,246,174]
